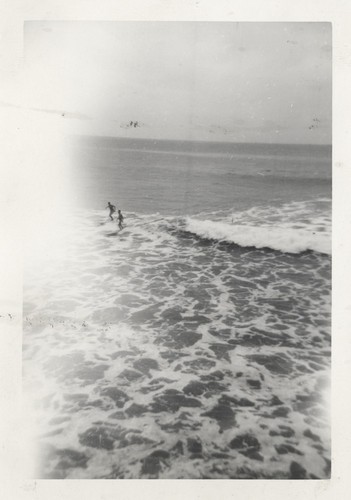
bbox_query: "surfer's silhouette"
[106,202,116,220]
[117,210,124,230]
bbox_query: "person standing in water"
[117,209,124,230]
[106,202,116,220]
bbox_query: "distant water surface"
[68,136,331,215]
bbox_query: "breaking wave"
[185,218,331,255]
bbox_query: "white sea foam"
[185,218,331,254]
[23,207,331,479]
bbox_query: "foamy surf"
[23,201,331,479]
[185,218,331,255]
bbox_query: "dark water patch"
[247,379,261,389]
[185,378,228,399]
[148,286,175,298]
[271,406,291,418]
[225,277,257,289]
[275,444,303,455]
[204,370,226,381]
[303,428,321,442]
[128,278,145,287]
[312,443,325,453]
[141,451,169,476]
[160,418,202,433]
[273,323,290,331]
[323,458,331,477]
[269,395,284,406]
[161,330,202,348]
[150,450,170,459]
[296,363,314,374]
[141,457,161,476]
[118,434,155,448]
[149,377,177,385]
[184,315,212,326]
[230,433,261,450]
[204,382,228,396]
[140,384,164,394]
[232,465,288,479]
[261,299,295,312]
[84,399,105,409]
[150,389,202,413]
[109,411,126,420]
[118,369,144,382]
[225,307,262,324]
[129,304,161,324]
[184,287,212,302]
[211,452,232,459]
[75,363,109,384]
[125,403,148,417]
[247,353,293,375]
[293,392,321,413]
[187,437,202,454]
[289,461,307,479]
[208,327,233,339]
[115,293,147,308]
[311,335,323,345]
[309,361,325,371]
[209,343,236,362]
[193,302,216,313]
[79,426,116,450]
[161,307,183,323]
[133,358,159,374]
[79,424,152,452]
[100,387,129,408]
[269,425,295,438]
[171,440,184,455]
[276,271,310,285]
[229,434,262,460]
[183,380,207,397]
[318,267,331,280]
[240,449,264,461]
[40,445,90,478]
[202,404,236,431]
[55,448,89,469]
[115,265,133,277]
[184,357,216,371]
[219,394,255,407]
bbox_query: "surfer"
[117,209,124,230]
[106,202,116,220]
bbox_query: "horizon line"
[69,133,332,148]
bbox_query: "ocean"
[23,136,331,479]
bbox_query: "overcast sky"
[19,22,331,144]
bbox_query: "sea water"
[23,137,331,479]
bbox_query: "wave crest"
[185,218,331,255]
